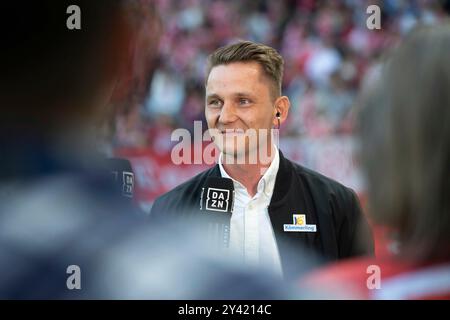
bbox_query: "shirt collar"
[218,145,280,199]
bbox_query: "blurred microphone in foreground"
[105,157,135,201]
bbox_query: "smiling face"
[205,61,278,160]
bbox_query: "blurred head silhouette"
[359,22,450,262]
[1,1,130,132]
[0,0,159,178]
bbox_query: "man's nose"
[218,102,238,124]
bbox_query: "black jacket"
[150,150,374,278]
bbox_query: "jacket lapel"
[268,151,322,278]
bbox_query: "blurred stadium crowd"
[109,0,449,207]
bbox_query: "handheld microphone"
[200,177,234,249]
[105,157,135,200]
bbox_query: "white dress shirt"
[218,146,283,277]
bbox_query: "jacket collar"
[209,149,294,208]
[209,149,292,206]
[269,150,293,208]
[217,147,280,199]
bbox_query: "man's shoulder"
[151,165,219,214]
[159,165,218,199]
[286,157,356,199]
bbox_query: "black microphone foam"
[200,177,234,213]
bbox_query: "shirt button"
[248,204,254,210]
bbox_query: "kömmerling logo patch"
[283,214,317,232]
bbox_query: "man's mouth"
[220,129,245,135]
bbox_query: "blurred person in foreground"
[301,23,450,299]
[0,1,296,299]
[0,0,149,299]
[150,41,374,280]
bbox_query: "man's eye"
[239,98,250,105]
[208,100,222,107]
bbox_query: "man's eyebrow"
[206,92,256,99]
[206,93,221,100]
[234,92,255,98]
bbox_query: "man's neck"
[221,146,276,197]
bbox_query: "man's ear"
[273,96,290,127]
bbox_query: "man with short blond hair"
[151,41,374,279]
